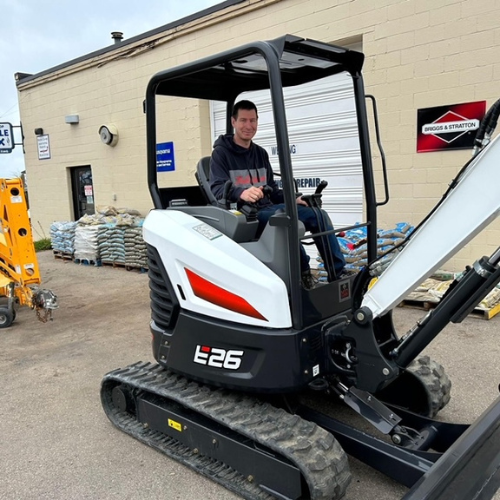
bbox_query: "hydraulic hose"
[473,98,500,155]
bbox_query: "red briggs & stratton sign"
[417,101,486,153]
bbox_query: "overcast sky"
[0,0,222,178]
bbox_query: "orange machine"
[0,178,57,327]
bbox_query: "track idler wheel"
[111,385,136,414]
[376,355,451,418]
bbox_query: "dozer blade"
[403,395,500,500]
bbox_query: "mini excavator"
[101,35,500,499]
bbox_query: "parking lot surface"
[1,250,499,499]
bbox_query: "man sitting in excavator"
[209,99,346,288]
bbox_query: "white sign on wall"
[37,135,51,160]
[0,122,14,154]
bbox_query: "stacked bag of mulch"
[97,221,148,269]
[316,222,414,281]
[98,224,126,264]
[124,223,148,270]
[74,224,101,263]
[50,221,77,255]
[73,206,144,264]
[405,274,500,312]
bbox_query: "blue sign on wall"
[156,141,175,172]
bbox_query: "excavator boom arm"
[362,133,500,319]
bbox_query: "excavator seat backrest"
[195,156,218,206]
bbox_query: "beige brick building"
[16,0,500,271]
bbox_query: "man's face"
[232,108,258,144]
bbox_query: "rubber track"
[101,361,351,500]
[407,355,452,418]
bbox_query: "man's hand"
[240,186,264,203]
[296,195,308,206]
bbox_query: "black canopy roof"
[149,35,364,102]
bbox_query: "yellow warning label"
[168,419,182,432]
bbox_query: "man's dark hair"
[232,100,258,119]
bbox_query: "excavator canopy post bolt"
[165,341,169,346]
[356,311,365,322]
[302,337,307,343]
[161,355,165,360]
[212,439,217,445]
[383,368,390,376]
[392,434,402,445]
[247,475,254,482]
[193,448,199,454]
[304,369,309,375]
[143,423,149,429]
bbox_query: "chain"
[32,288,57,323]
[35,306,52,323]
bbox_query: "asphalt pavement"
[1,250,499,499]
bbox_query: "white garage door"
[210,71,363,229]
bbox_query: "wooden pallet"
[398,298,500,320]
[398,299,438,311]
[473,302,500,320]
[101,261,148,273]
[53,250,74,261]
[125,264,148,273]
[101,260,126,268]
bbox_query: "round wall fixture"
[99,124,119,146]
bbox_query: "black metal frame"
[138,393,304,499]
[298,397,500,496]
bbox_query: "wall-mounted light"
[65,114,80,124]
[99,124,119,147]
[34,128,44,135]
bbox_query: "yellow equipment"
[0,178,57,327]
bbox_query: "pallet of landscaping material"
[399,278,500,320]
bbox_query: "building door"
[70,166,95,220]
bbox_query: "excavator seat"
[195,157,217,206]
[192,155,305,289]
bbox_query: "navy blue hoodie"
[209,134,284,208]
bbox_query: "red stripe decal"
[185,268,267,321]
